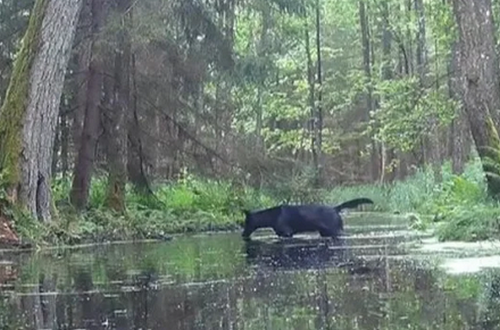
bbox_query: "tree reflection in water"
[0,231,499,329]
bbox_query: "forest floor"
[2,158,500,248]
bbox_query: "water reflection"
[243,237,348,270]
[0,218,500,329]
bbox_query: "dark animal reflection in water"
[1,223,500,329]
[243,237,379,275]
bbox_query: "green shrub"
[39,171,280,244]
[324,164,438,213]
[434,206,500,242]
[324,157,500,242]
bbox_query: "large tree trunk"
[70,0,106,210]
[452,0,500,197]
[0,0,82,222]
[104,0,131,212]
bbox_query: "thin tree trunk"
[448,40,470,174]
[72,0,92,154]
[305,14,317,172]
[380,0,395,183]
[255,3,270,152]
[315,0,323,186]
[0,0,82,222]
[452,0,500,197]
[70,0,106,210]
[414,0,427,79]
[60,108,69,177]
[358,0,378,181]
[416,0,441,179]
[127,52,152,195]
[105,0,131,212]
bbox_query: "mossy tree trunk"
[452,0,500,197]
[0,0,82,222]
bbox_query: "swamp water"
[1,213,500,329]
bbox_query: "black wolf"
[241,198,373,239]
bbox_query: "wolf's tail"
[333,198,373,212]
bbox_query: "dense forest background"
[1,0,500,244]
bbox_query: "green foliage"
[0,171,9,207]
[25,172,278,245]
[430,161,500,241]
[0,0,35,98]
[266,165,325,203]
[371,77,457,151]
[0,0,494,249]
[325,165,438,213]
[326,158,500,242]
[7,158,500,245]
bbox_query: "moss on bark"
[479,116,500,198]
[0,0,48,201]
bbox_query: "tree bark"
[414,0,427,79]
[304,13,317,173]
[452,0,500,197]
[60,102,70,177]
[380,0,396,183]
[72,0,92,154]
[0,0,82,222]
[104,0,131,212]
[70,0,106,210]
[255,2,270,151]
[448,40,471,174]
[314,0,323,186]
[358,0,378,181]
[51,110,61,175]
[127,52,152,195]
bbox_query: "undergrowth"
[25,171,278,246]
[3,157,500,246]
[325,158,500,242]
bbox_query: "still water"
[1,214,500,330]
